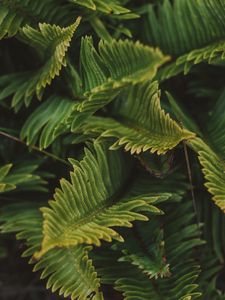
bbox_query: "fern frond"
[207,87,225,159]
[199,252,225,300]
[116,221,170,279]
[71,37,170,129]
[95,200,203,299]
[0,160,49,193]
[144,0,225,56]
[35,141,170,258]
[157,40,225,81]
[0,204,103,300]
[198,197,225,263]
[20,95,77,149]
[81,81,194,154]
[34,245,104,300]
[0,0,74,39]
[188,137,225,213]
[0,18,81,110]
[0,164,15,192]
[70,0,132,15]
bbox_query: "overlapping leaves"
[71,36,169,129]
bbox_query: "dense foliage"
[0,0,225,299]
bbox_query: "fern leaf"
[71,37,170,129]
[0,164,15,193]
[96,200,203,300]
[0,0,74,39]
[116,221,170,279]
[0,18,81,110]
[34,245,103,300]
[0,204,103,300]
[199,252,225,299]
[20,95,77,149]
[188,137,225,213]
[0,161,49,193]
[70,0,131,15]
[144,0,225,56]
[157,40,225,81]
[207,87,225,159]
[35,141,169,258]
[81,81,194,154]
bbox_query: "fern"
[188,138,225,213]
[1,1,225,299]
[0,160,49,193]
[0,0,75,39]
[71,37,169,129]
[95,199,204,300]
[20,95,77,149]
[0,18,81,110]
[207,87,225,158]
[157,40,225,81]
[144,0,225,56]
[0,204,103,300]
[80,81,194,154]
[35,141,169,258]
[115,220,170,279]
[70,0,132,15]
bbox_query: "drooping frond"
[20,95,77,149]
[0,204,103,300]
[71,37,170,129]
[188,137,225,213]
[35,141,170,258]
[0,160,49,193]
[0,18,81,110]
[144,0,225,56]
[81,81,194,154]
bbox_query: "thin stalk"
[0,130,70,167]
[183,141,199,225]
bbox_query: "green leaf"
[0,17,81,110]
[81,81,195,154]
[70,0,132,15]
[188,137,225,213]
[157,40,225,81]
[0,161,49,193]
[95,200,203,300]
[0,204,103,300]
[144,0,225,56]
[207,87,225,159]
[116,221,170,279]
[35,141,169,258]
[0,0,74,39]
[21,95,77,149]
[71,37,170,129]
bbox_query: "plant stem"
[0,130,70,167]
[183,141,199,225]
